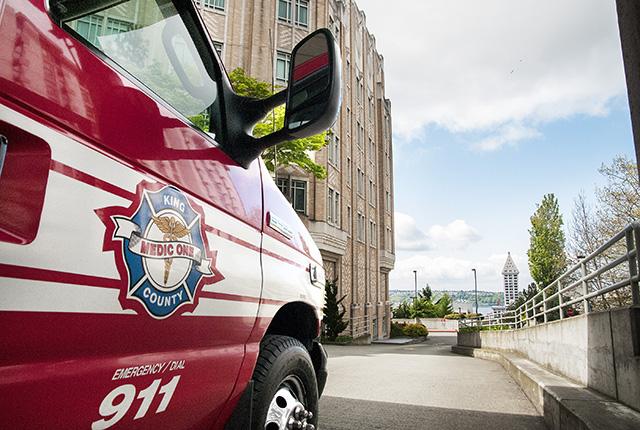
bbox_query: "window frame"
[276,50,291,85]
[294,0,309,27]
[278,0,293,23]
[50,0,227,145]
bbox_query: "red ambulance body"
[0,0,342,428]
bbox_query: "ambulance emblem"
[99,182,222,319]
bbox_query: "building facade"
[196,0,395,340]
[502,253,519,306]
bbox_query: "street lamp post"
[413,270,418,304]
[472,268,478,315]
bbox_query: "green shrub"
[390,321,406,338]
[458,324,511,333]
[402,323,428,338]
[444,313,463,320]
[334,335,353,343]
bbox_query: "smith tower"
[502,253,519,306]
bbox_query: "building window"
[369,180,376,206]
[291,180,307,213]
[357,212,365,242]
[276,178,307,214]
[370,220,377,246]
[276,178,288,196]
[328,133,340,168]
[347,206,352,235]
[357,168,365,196]
[278,0,292,22]
[276,51,291,85]
[213,41,223,57]
[385,190,391,212]
[75,16,133,47]
[356,122,363,149]
[327,188,340,227]
[346,157,352,186]
[386,226,392,250]
[295,0,309,27]
[369,96,374,122]
[202,0,225,11]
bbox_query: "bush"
[390,321,406,338]
[444,313,463,320]
[402,323,428,338]
[458,324,511,333]
[334,335,353,343]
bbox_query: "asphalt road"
[318,334,546,430]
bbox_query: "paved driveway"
[318,334,546,430]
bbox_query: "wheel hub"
[265,386,315,430]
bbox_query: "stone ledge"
[451,345,640,430]
[308,221,348,256]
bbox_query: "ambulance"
[0,0,341,428]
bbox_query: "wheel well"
[265,302,319,348]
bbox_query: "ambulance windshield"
[57,0,221,134]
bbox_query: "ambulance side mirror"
[222,29,342,168]
[284,29,341,137]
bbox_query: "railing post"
[558,281,564,320]
[627,225,640,306]
[580,260,590,314]
[543,289,548,323]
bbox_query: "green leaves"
[228,68,328,179]
[322,278,349,341]
[392,293,453,319]
[527,193,567,288]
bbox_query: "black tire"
[251,335,319,430]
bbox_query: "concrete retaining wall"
[458,306,640,412]
[394,318,459,332]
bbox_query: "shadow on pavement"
[326,336,462,359]
[319,396,547,430]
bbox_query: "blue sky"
[356,0,637,292]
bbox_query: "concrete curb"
[372,336,427,345]
[451,345,640,430]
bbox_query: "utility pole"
[472,268,478,314]
[413,270,418,304]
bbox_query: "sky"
[355,0,637,293]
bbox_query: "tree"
[434,293,453,317]
[418,284,432,301]
[528,194,567,289]
[568,155,640,310]
[595,155,640,237]
[322,278,348,341]
[228,68,328,178]
[392,300,411,319]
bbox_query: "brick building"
[196,0,395,340]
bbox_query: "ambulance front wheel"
[252,335,319,430]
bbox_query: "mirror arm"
[258,90,287,113]
[255,128,292,150]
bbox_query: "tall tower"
[502,253,519,306]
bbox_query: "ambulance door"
[0,0,262,428]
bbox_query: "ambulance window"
[54,0,221,135]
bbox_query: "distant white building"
[502,253,520,306]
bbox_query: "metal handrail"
[477,222,640,330]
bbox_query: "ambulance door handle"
[0,135,7,178]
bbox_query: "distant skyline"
[356,0,636,292]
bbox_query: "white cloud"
[395,212,431,251]
[473,123,542,151]
[390,252,532,291]
[356,0,626,139]
[395,213,481,251]
[427,219,481,246]
[391,255,498,291]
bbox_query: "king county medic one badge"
[98,182,223,319]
